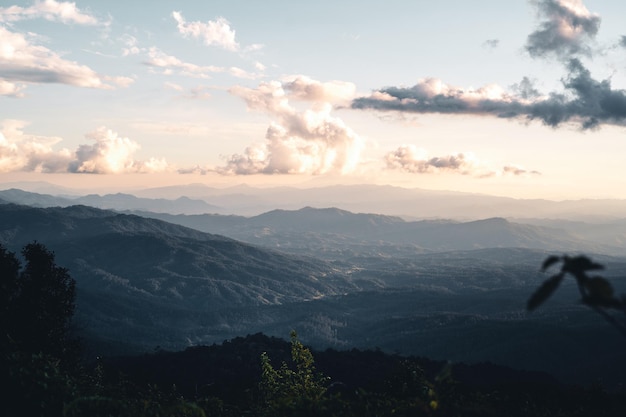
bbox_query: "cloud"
[0,0,100,25]
[619,35,626,49]
[228,66,260,80]
[0,119,71,172]
[143,48,260,80]
[0,79,25,97]
[384,145,540,178]
[483,39,500,49]
[384,146,485,176]
[0,27,130,93]
[283,75,356,103]
[501,165,542,176]
[525,0,600,60]
[0,121,169,174]
[68,127,170,174]
[172,11,239,51]
[352,58,626,129]
[144,47,223,78]
[220,78,364,175]
[164,84,212,100]
[121,34,141,56]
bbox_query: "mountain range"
[2,187,626,385]
[7,181,626,219]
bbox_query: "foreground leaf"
[527,273,564,311]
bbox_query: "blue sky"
[1,0,626,199]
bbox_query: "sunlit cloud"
[0,121,170,174]
[384,145,541,178]
[0,79,25,97]
[220,77,364,175]
[283,75,356,103]
[0,119,71,172]
[69,127,170,174]
[172,11,239,51]
[525,0,600,60]
[0,26,130,93]
[0,0,100,25]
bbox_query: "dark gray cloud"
[619,35,626,48]
[352,59,626,130]
[525,0,600,60]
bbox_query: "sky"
[1,0,626,199]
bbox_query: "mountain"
[0,203,360,351]
[2,201,626,385]
[7,184,626,220]
[130,207,620,257]
[0,188,220,215]
[73,193,220,214]
[133,183,626,219]
[0,188,75,207]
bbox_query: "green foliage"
[259,330,329,415]
[529,255,626,337]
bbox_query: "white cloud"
[69,127,170,174]
[220,78,364,175]
[144,47,223,78]
[0,27,129,92]
[0,0,100,25]
[228,66,260,80]
[172,11,239,51]
[0,119,71,173]
[0,79,25,97]
[0,121,170,174]
[384,145,540,178]
[283,75,356,103]
[120,34,141,56]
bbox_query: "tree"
[1,242,78,417]
[0,245,20,334]
[259,331,329,415]
[1,242,77,359]
[528,255,626,338]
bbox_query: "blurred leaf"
[564,256,604,274]
[540,256,561,272]
[585,277,614,299]
[527,273,564,311]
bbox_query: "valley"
[1,185,626,387]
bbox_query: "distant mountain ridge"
[0,188,220,214]
[132,207,618,256]
[6,183,626,220]
[2,187,623,255]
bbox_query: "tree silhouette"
[1,242,77,359]
[528,255,626,338]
